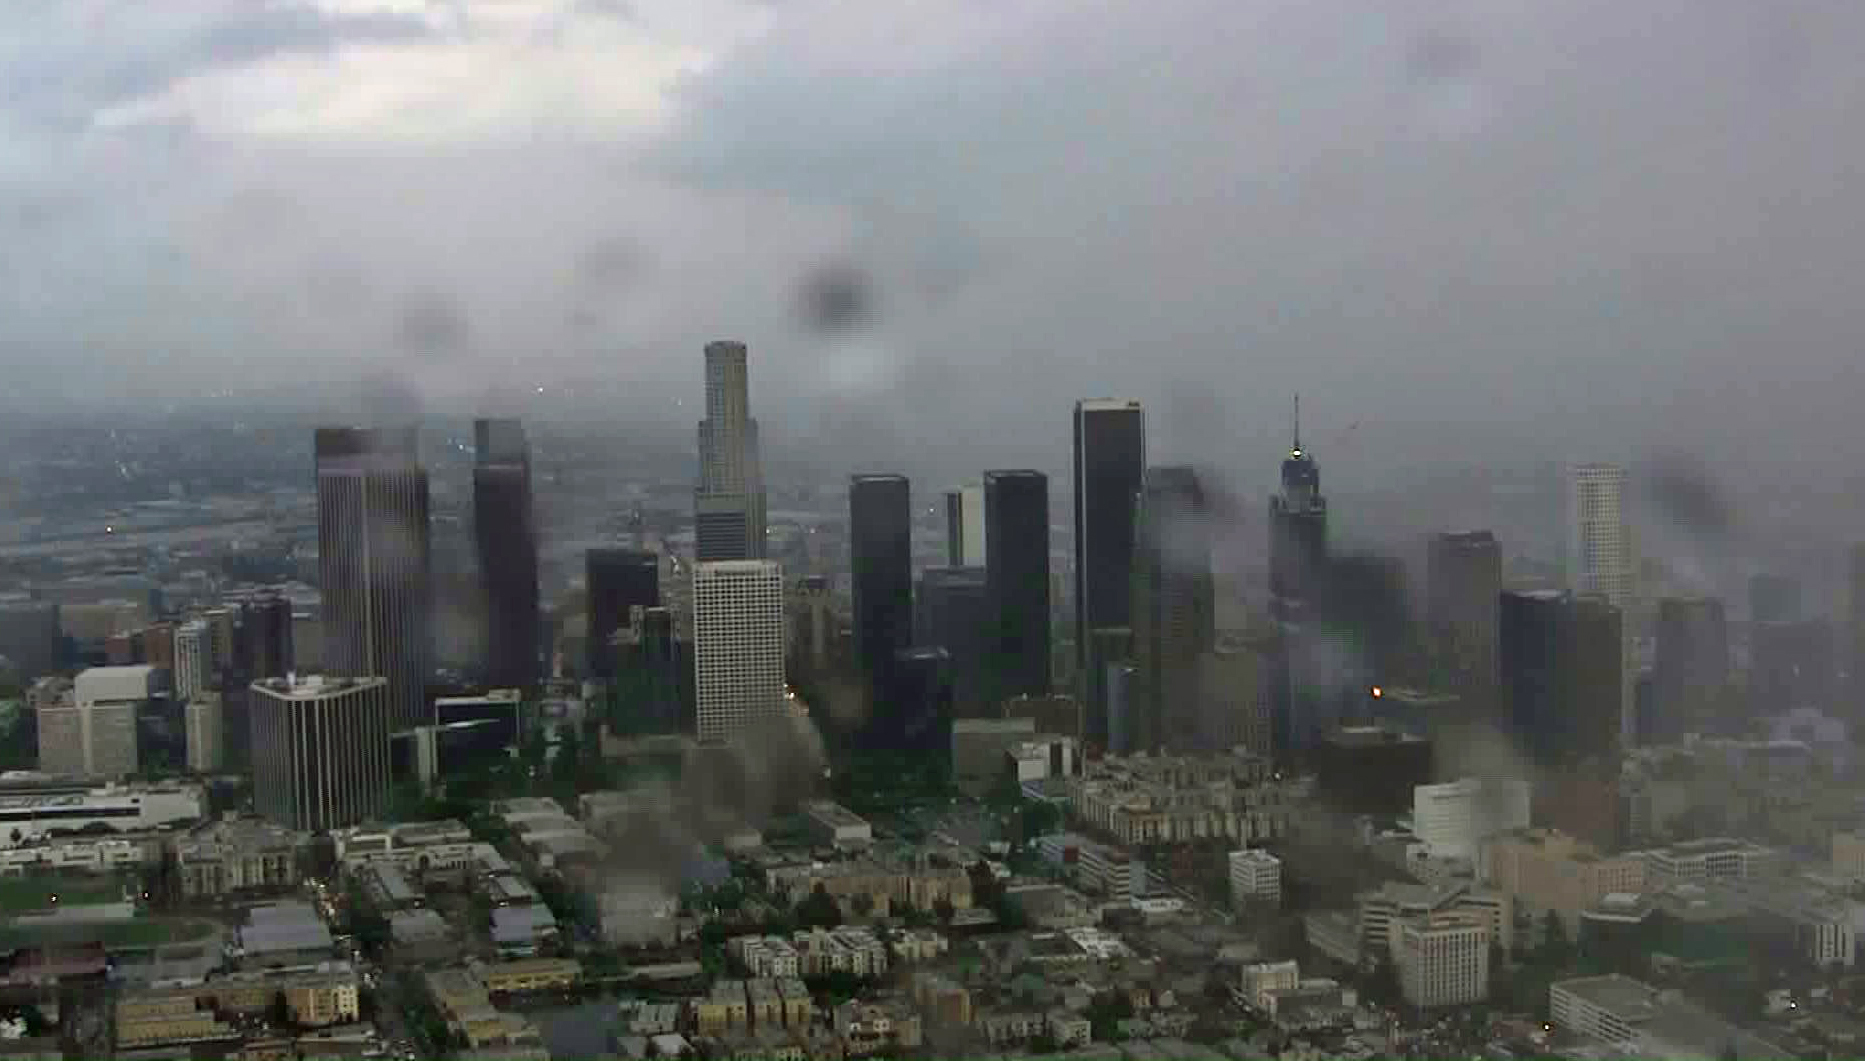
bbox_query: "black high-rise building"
[1426,530,1501,711]
[1269,401,1327,622]
[866,647,954,759]
[1500,590,1622,766]
[1129,466,1214,752]
[984,470,1052,704]
[316,427,433,730]
[1269,401,1330,756]
[474,417,540,689]
[238,592,295,681]
[1751,618,1835,714]
[1072,399,1146,673]
[586,549,660,679]
[1324,553,1414,691]
[850,474,913,714]
[1652,596,1728,743]
[917,566,991,717]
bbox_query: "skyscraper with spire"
[1270,397,1327,622]
[1268,398,1333,755]
[695,340,767,562]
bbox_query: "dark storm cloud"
[393,290,472,360]
[7,0,1865,504]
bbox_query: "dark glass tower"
[1651,596,1728,743]
[474,417,540,689]
[1072,399,1146,673]
[850,474,913,717]
[1129,466,1214,752]
[1426,530,1502,712]
[587,549,660,679]
[1269,400,1327,621]
[984,470,1052,704]
[1500,590,1623,765]
[316,426,433,731]
[917,566,991,717]
[1268,400,1329,755]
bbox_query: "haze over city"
[3,4,1865,1061]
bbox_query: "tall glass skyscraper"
[316,427,432,730]
[984,470,1052,704]
[695,341,767,562]
[850,474,913,714]
[474,417,539,689]
[1072,398,1145,742]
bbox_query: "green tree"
[796,884,842,929]
[268,990,296,1031]
[933,897,956,925]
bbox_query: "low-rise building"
[491,904,560,958]
[1239,961,1301,1012]
[1639,837,1776,884]
[358,861,421,910]
[887,929,947,963]
[793,927,889,978]
[832,999,921,1057]
[390,908,459,963]
[774,978,813,1028]
[912,973,972,1029]
[801,801,872,848]
[1229,848,1282,908]
[599,880,678,948]
[1551,974,1791,1060]
[693,979,752,1035]
[1486,828,1646,932]
[173,817,305,898]
[477,958,581,994]
[733,935,801,979]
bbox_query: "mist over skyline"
[5,0,1865,507]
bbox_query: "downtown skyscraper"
[316,427,432,730]
[1268,403,1330,753]
[694,340,767,562]
[849,474,913,716]
[984,470,1052,704]
[1426,530,1502,713]
[1072,399,1146,717]
[692,560,786,744]
[473,417,539,689]
[1566,461,1635,740]
[586,549,660,679]
[1130,465,1215,752]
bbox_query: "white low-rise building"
[1229,848,1282,908]
[0,782,204,849]
[801,801,872,848]
[1392,911,1489,1009]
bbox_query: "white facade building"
[251,676,392,833]
[1393,911,1490,1008]
[186,692,224,773]
[174,620,212,703]
[38,665,158,777]
[0,783,205,848]
[692,561,786,743]
[1412,777,1532,861]
[1229,848,1283,908]
[1568,462,1635,739]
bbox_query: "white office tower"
[37,665,156,777]
[693,561,787,744]
[1229,848,1283,909]
[1412,777,1532,861]
[174,619,212,702]
[1394,911,1490,1008]
[1567,462,1635,739]
[186,692,224,772]
[1567,463,1633,607]
[942,484,987,567]
[694,341,767,562]
[251,676,392,832]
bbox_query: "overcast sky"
[5,0,1865,492]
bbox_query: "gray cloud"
[2,0,1865,518]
